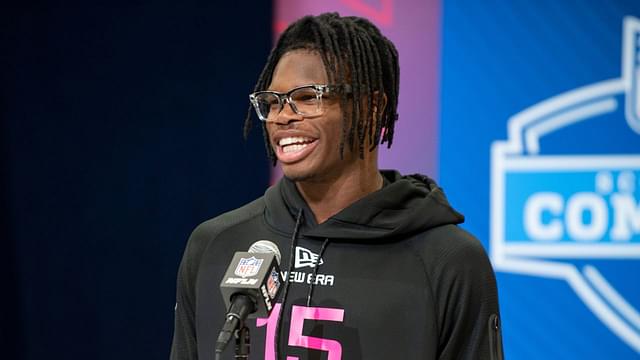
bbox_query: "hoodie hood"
[264,170,464,242]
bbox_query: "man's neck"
[295,167,383,224]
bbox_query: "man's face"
[266,50,361,183]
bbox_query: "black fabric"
[265,170,465,241]
[171,171,503,359]
[275,209,304,360]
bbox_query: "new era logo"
[295,246,324,269]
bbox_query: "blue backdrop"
[2,2,271,359]
[440,1,640,358]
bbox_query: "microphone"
[215,240,284,354]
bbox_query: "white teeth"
[282,143,309,153]
[278,137,313,146]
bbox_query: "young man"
[171,13,503,360]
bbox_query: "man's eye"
[258,97,278,106]
[292,92,317,102]
[299,95,316,101]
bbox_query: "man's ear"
[372,91,388,119]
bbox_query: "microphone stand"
[215,294,254,359]
[235,322,250,359]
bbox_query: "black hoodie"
[170,170,503,360]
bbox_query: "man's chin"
[282,172,315,183]
[281,165,320,183]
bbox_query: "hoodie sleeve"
[170,222,214,360]
[426,225,504,360]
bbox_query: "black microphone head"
[220,240,284,318]
[248,240,281,265]
[215,241,282,354]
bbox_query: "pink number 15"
[256,304,344,360]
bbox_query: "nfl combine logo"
[491,17,640,353]
[234,257,263,278]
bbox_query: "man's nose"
[271,99,303,125]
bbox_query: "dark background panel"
[1,2,272,359]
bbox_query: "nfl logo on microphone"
[234,257,263,278]
[491,16,640,353]
[266,268,280,299]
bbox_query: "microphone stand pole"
[234,322,250,359]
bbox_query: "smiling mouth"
[279,136,315,153]
[276,136,318,162]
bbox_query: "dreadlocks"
[243,12,400,163]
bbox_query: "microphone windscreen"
[249,240,281,265]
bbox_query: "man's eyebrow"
[267,83,323,92]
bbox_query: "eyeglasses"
[249,84,347,122]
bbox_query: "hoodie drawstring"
[275,208,303,360]
[306,238,330,307]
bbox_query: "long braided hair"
[244,12,400,162]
